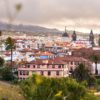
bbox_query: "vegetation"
[0,67,14,81]
[0,81,25,100]
[5,37,15,67]
[0,57,5,68]
[0,57,14,81]
[20,74,98,100]
[73,63,90,82]
[72,63,96,87]
[0,62,99,100]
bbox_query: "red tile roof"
[29,58,66,65]
[36,51,54,56]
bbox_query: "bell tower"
[62,26,69,37]
[72,30,77,41]
[89,30,94,46]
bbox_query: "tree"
[5,37,15,67]
[91,54,99,75]
[1,67,14,81]
[20,74,98,100]
[73,63,90,82]
[0,57,4,68]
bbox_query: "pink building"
[18,56,92,80]
[18,58,68,80]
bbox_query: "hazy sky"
[0,0,100,32]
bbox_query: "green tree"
[1,67,14,81]
[5,37,15,67]
[20,74,98,100]
[0,57,5,68]
[73,63,90,82]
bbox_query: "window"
[22,71,29,75]
[56,71,60,76]
[27,65,30,68]
[22,65,25,68]
[20,71,23,75]
[71,62,73,65]
[62,65,64,68]
[23,78,25,80]
[19,78,23,80]
[48,71,51,76]
[23,45,25,48]
[69,67,73,73]
[47,64,49,68]
[58,65,61,68]
[52,65,55,68]
[37,65,40,68]
[26,71,29,75]
[41,71,44,75]
[28,45,30,48]
[23,71,25,75]
[33,65,35,68]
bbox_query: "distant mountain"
[0,22,88,37]
[0,22,61,34]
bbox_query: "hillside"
[0,81,25,100]
[0,22,61,34]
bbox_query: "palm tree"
[5,37,15,67]
[91,54,99,75]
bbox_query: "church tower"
[62,26,69,37]
[89,30,94,46]
[72,30,77,41]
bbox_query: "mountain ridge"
[0,22,61,34]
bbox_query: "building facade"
[18,56,92,80]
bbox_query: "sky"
[0,0,100,33]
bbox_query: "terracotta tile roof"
[20,49,39,53]
[72,48,100,60]
[26,56,90,65]
[36,51,54,56]
[54,56,89,62]
[29,58,66,65]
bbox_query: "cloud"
[0,0,100,32]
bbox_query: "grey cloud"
[0,0,100,31]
